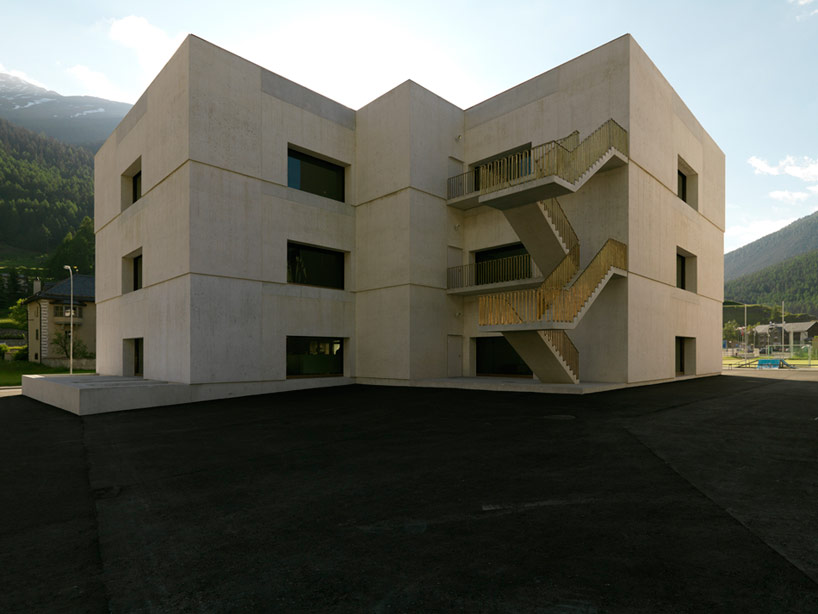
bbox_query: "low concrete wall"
[42,358,96,370]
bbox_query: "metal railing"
[478,239,627,326]
[447,253,541,290]
[447,119,628,200]
[542,329,579,379]
[541,198,578,253]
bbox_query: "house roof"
[24,274,95,304]
[785,321,818,333]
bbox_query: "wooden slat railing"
[447,253,541,290]
[447,119,628,200]
[478,239,627,326]
[542,330,579,379]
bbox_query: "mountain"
[725,210,818,282]
[724,248,818,316]
[0,72,131,150]
[0,117,93,254]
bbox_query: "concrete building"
[24,275,96,367]
[24,33,724,413]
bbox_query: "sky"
[1,0,816,253]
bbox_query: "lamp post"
[63,265,73,375]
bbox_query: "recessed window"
[287,148,345,202]
[286,336,343,378]
[132,171,142,204]
[121,157,142,211]
[675,337,696,376]
[287,242,344,289]
[677,170,687,202]
[124,338,144,377]
[677,156,698,210]
[474,243,531,285]
[676,247,697,292]
[122,248,143,294]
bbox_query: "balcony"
[447,119,628,211]
[447,254,543,295]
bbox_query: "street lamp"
[63,265,74,375]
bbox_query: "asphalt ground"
[1,375,817,613]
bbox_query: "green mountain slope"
[725,211,818,281]
[724,248,818,316]
[0,117,94,254]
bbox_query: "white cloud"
[66,64,129,102]
[725,217,796,252]
[0,61,48,89]
[108,16,186,81]
[808,185,818,194]
[748,155,818,182]
[769,190,810,203]
[790,0,817,5]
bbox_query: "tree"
[50,330,90,359]
[723,320,739,343]
[44,216,94,278]
[8,298,27,330]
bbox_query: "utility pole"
[782,301,785,356]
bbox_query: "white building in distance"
[32,33,724,413]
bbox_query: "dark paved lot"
[1,375,817,613]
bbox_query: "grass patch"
[0,361,94,387]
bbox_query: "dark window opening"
[132,171,142,204]
[676,253,686,289]
[476,336,532,377]
[287,148,345,202]
[675,337,685,376]
[471,144,532,192]
[287,242,344,289]
[134,338,144,376]
[677,170,687,202]
[474,243,531,285]
[133,255,143,291]
[287,336,343,378]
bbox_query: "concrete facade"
[40,33,724,412]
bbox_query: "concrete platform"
[24,371,720,414]
[21,374,355,415]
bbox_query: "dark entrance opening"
[476,336,532,377]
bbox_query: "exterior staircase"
[447,119,629,210]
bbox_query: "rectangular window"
[676,247,697,292]
[121,156,142,211]
[474,243,531,285]
[675,337,696,376]
[122,248,143,294]
[677,157,698,210]
[676,253,686,289]
[677,170,687,202]
[286,336,343,378]
[287,148,345,202]
[132,171,142,204]
[287,242,344,289]
[134,338,143,376]
[133,255,143,291]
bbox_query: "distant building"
[87,33,723,410]
[23,275,95,365]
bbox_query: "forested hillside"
[0,117,93,254]
[724,248,818,316]
[724,211,818,281]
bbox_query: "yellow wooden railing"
[447,253,541,290]
[478,239,627,326]
[447,119,628,200]
[542,330,579,379]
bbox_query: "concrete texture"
[2,375,817,612]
